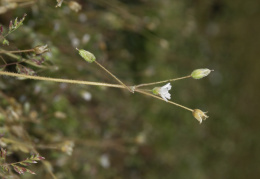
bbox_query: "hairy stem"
[0,71,125,89]
[0,49,34,54]
[136,75,191,88]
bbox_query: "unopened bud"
[152,87,160,95]
[68,1,82,12]
[192,109,208,124]
[76,48,96,63]
[34,45,49,55]
[191,68,212,79]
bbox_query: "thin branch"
[135,75,191,88]
[0,71,125,89]
[0,49,34,54]
[135,89,194,112]
[0,61,23,68]
[94,61,133,92]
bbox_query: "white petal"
[160,88,168,94]
[161,95,168,101]
[163,83,171,90]
[198,116,202,124]
[164,93,171,100]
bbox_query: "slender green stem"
[0,49,34,54]
[135,75,191,88]
[0,71,125,89]
[135,89,194,112]
[94,61,133,92]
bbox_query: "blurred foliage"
[0,0,260,178]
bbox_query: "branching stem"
[0,71,194,112]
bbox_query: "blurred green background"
[0,0,260,178]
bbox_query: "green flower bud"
[191,68,212,79]
[152,87,160,95]
[76,48,96,63]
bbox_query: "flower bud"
[68,1,82,12]
[34,45,49,55]
[152,87,160,95]
[76,48,96,63]
[191,68,212,79]
[192,109,208,124]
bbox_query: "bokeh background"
[1,0,260,178]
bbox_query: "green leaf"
[20,162,30,166]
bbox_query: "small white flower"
[152,83,172,102]
[160,83,172,101]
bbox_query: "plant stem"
[0,61,23,68]
[0,71,125,89]
[135,89,194,112]
[0,71,194,112]
[135,75,191,88]
[94,61,133,92]
[0,49,34,54]
[0,48,48,69]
